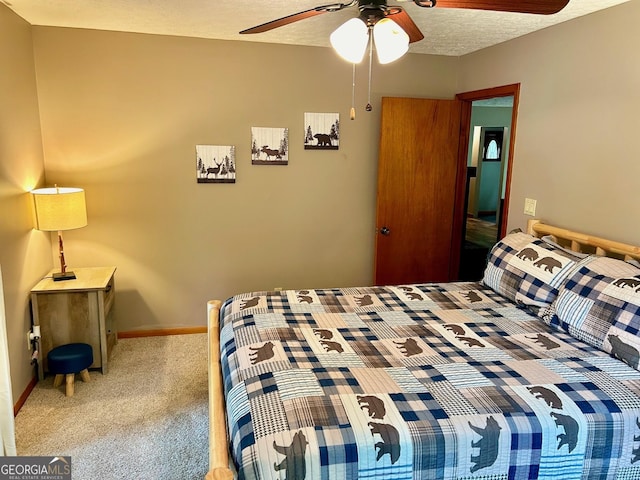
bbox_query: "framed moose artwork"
[251,127,289,165]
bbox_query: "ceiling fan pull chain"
[350,63,357,120]
[366,30,373,112]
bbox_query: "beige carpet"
[15,333,209,479]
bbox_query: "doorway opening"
[453,86,519,281]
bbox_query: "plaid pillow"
[542,256,640,370]
[483,232,583,307]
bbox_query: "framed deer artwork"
[304,112,339,150]
[196,145,236,183]
[251,127,289,165]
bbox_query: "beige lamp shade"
[32,187,87,231]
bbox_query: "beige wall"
[32,27,459,332]
[0,5,51,404]
[458,1,640,245]
[4,0,639,405]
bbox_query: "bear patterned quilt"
[218,282,640,480]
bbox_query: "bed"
[206,220,640,480]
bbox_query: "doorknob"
[380,227,390,236]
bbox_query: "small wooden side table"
[30,266,117,380]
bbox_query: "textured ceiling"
[3,0,629,56]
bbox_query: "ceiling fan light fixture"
[373,18,409,64]
[330,17,369,63]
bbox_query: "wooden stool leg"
[53,374,64,388]
[65,373,75,397]
[79,369,90,383]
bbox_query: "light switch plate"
[524,198,537,216]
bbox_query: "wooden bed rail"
[206,300,234,480]
[527,219,640,261]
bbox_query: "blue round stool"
[48,343,93,397]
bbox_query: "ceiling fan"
[240,0,571,45]
[240,0,569,116]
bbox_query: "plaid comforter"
[219,282,640,479]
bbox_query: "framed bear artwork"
[304,112,339,150]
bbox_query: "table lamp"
[31,185,87,281]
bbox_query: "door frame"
[449,83,520,280]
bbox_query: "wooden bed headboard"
[527,219,640,261]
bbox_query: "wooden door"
[374,97,463,285]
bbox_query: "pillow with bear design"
[483,231,584,307]
[544,256,640,370]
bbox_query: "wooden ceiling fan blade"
[240,1,357,35]
[240,8,328,34]
[386,8,425,43]
[427,0,570,15]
